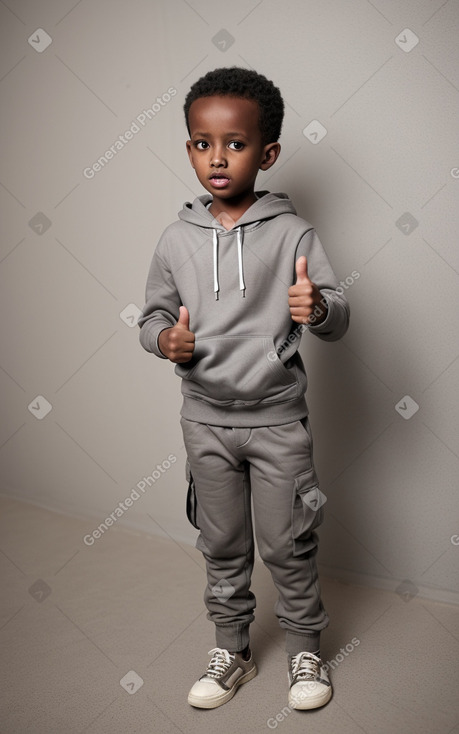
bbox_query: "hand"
[288,256,327,325]
[158,306,195,363]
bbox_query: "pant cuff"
[285,630,321,656]
[215,623,250,653]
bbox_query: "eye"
[228,141,245,150]
[194,141,209,150]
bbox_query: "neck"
[209,192,257,227]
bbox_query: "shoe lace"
[204,647,235,679]
[291,652,321,682]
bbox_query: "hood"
[177,192,297,299]
[178,191,297,229]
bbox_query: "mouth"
[208,173,230,188]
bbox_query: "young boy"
[138,67,349,710]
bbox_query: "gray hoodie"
[138,192,349,427]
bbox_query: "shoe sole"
[187,664,258,709]
[288,685,332,710]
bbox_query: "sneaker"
[288,651,332,709]
[187,647,257,709]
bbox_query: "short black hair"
[184,66,284,144]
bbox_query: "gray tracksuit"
[138,191,349,654]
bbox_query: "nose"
[210,145,227,167]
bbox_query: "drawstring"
[237,227,246,297]
[212,226,245,299]
[212,229,219,300]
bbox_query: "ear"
[260,142,281,171]
[186,140,195,169]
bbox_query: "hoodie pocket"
[175,334,298,405]
[291,466,324,556]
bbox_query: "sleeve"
[295,228,350,342]
[137,238,181,358]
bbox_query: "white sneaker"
[187,647,257,709]
[288,651,332,709]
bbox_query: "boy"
[138,67,349,710]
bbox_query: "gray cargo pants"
[180,416,329,656]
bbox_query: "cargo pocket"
[185,459,199,530]
[291,466,325,556]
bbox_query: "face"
[186,95,280,214]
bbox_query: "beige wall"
[1,0,458,603]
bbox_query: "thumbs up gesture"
[288,256,327,325]
[158,306,195,363]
